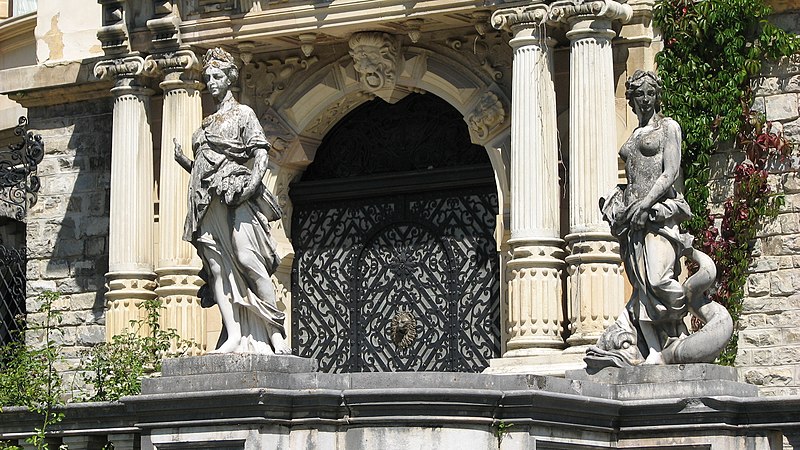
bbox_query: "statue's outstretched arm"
[174,137,193,173]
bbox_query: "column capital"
[94,55,145,81]
[94,55,156,94]
[144,50,204,90]
[491,3,551,33]
[550,0,633,31]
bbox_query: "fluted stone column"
[553,0,632,347]
[492,5,565,357]
[145,50,207,352]
[94,56,158,340]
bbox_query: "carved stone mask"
[348,32,399,92]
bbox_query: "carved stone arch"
[264,45,511,249]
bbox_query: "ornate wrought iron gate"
[291,170,500,372]
[290,94,501,372]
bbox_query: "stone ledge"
[160,353,319,376]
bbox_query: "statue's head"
[348,32,398,92]
[625,70,662,115]
[203,48,239,98]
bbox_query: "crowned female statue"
[174,48,290,355]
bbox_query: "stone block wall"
[729,12,800,396]
[23,97,113,398]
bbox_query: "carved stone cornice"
[143,50,203,87]
[97,0,130,56]
[550,0,634,28]
[491,4,551,33]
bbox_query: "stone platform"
[115,356,784,449]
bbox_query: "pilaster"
[553,0,631,347]
[491,4,566,358]
[95,56,158,340]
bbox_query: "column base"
[155,266,207,354]
[105,271,158,341]
[565,232,624,348]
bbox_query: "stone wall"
[24,97,112,398]
[730,12,800,397]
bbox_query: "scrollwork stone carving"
[467,91,506,140]
[242,56,318,113]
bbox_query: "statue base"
[565,363,758,401]
[141,353,318,394]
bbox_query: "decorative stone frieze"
[348,32,400,94]
[492,5,565,356]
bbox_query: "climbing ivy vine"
[654,0,798,363]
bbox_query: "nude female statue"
[174,48,290,355]
[586,70,732,368]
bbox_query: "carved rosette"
[466,91,506,140]
[348,32,400,94]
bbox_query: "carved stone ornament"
[390,311,417,349]
[348,32,400,93]
[94,56,146,81]
[260,107,297,156]
[143,50,200,78]
[242,56,318,112]
[467,91,506,140]
[491,3,551,32]
[549,0,633,25]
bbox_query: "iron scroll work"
[291,172,501,373]
[1,116,44,220]
[290,94,501,373]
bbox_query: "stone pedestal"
[565,363,759,401]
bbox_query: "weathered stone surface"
[161,354,319,377]
[765,93,799,121]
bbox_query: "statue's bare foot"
[211,337,241,354]
[270,332,291,355]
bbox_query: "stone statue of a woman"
[174,48,290,355]
[585,70,732,368]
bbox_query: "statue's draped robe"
[183,98,284,352]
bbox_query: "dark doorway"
[290,94,500,372]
